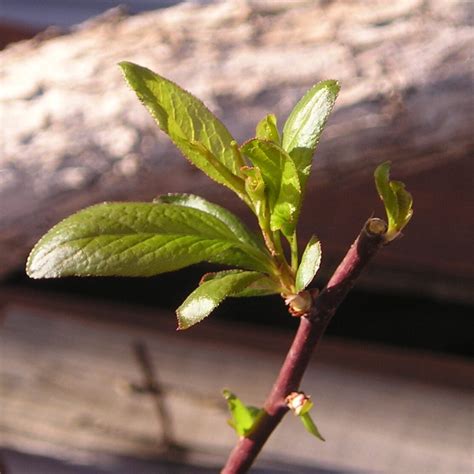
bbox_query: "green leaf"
[200,270,280,297]
[374,161,398,230]
[300,412,325,442]
[154,193,266,252]
[270,153,301,236]
[241,166,268,230]
[177,271,264,329]
[390,180,413,231]
[374,162,413,239]
[222,389,263,437]
[26,203,273,279]
[241,139,301,237]
[256,114,280,144]
[295,236,321,292]
[176,140,247,197]
[282,80,340,190]
[241,139,285,208]
[119,62,245,196]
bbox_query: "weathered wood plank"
[1,292,472,472]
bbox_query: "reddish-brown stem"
[222,218,387,473]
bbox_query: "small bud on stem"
[286,391,313,416]
[284,290,313,317]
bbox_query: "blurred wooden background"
[1,289,472,473]
[1,0,473,301]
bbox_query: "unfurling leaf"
[256,114,280,144]
[223,389,263,437]
[177,270,265,329]
[27,203,273,279]
[295,236,321,292]
[374,161,413,240]
[119,62,246,197]
[282,80,340,191]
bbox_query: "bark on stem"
[222,218,387,473]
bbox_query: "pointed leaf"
[282,80,340,190]
[300,413,325,442]
[119,62,244,195]
[27,203,272,279]
[256,114,280,144]
[154,193,266,251]
[222,389,263,437]
[295,236,321,292]
[177,271,264,329]
[200,270,280,297]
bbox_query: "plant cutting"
[26,62,413,473]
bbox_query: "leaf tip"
[25,267,40,279]
[222,389,232,400]
[324,79,341,95]
[175,310,190,331]
[25,266,39,279]
[25,246,51,279]
[176,322,188,331]
[374,160,391,177]
[117,60,136,76]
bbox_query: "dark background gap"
[6,265,473,358]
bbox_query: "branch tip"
[366,218,387,236]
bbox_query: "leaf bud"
[285,290,312,317]
[285,391,314,416]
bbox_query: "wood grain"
[1,291,472,472]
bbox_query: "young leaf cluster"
[27,61,340,329]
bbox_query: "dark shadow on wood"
[0,448,354,474]
[132,341,189,460]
